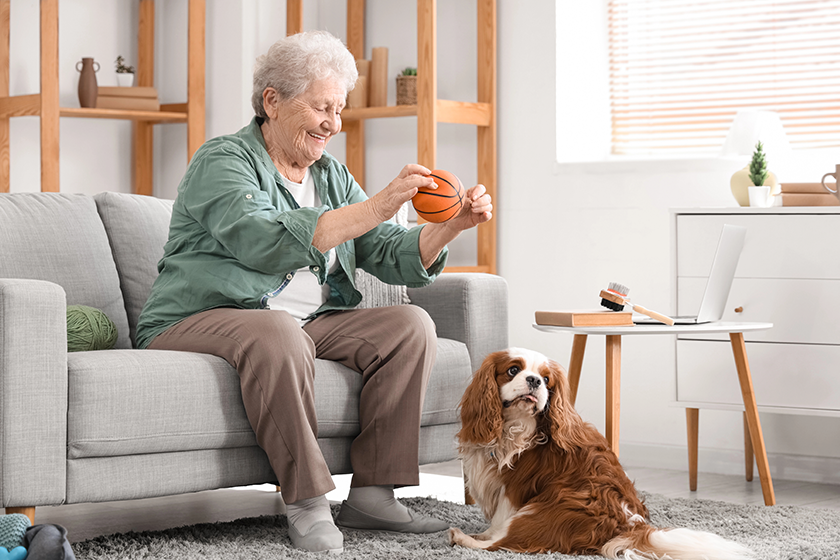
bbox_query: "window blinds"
[608,0,840,156]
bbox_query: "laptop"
[636,223,746,325]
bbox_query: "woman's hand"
[371,164,436,222]
[417,183,493,269]
[448,184,493,232]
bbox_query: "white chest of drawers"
[672,207,840,417]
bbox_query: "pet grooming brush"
[600,282,675,326]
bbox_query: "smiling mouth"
[308,132,326,142]
[503,394,538,408]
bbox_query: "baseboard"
[619,442,840,486]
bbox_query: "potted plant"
[115,55,135,87]
[730,141,779,207]
[396,67,417,105]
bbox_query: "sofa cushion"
[354,202,411,309]
[94,192,174,347]
[0,193,132,349]
[315,338,471,437]
[67,338,470,459]
[67,349,255,459]
[95,193,413,345]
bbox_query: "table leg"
[686,408,699,491]
[729,332,775,506]
[567,334,588,407]
[605,335,621,457]
[743,411,754,482]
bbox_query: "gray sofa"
[0,191,508,522]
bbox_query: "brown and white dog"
[450,348,753,559]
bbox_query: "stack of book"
[778,183,839,207]
[96,86,160,112]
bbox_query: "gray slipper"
[287,520,344,554]
[336,501,449,533]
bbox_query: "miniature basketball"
[412,169,465,223]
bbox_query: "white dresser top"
[672,207,840,215]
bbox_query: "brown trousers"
[148,305,437,503]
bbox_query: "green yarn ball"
[67,304,118,352]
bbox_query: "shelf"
[60,107,188,123]
[0,0,205,195]
[342,105,417,121]
[0,96,188,123]
[443,265,493,274]
[342,100,491,126]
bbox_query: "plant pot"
[116,73,135,87]
[396,75,417,106]
[730,165,778,207]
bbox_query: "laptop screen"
[695,224,747,323]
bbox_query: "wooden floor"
[9,461,840,544]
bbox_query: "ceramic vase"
[76,57,100,108]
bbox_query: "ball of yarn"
[0,513,30,550]
[66,305,118,352]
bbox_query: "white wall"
[7,0,839,484]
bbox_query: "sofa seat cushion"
[68,338,470,459]
[315,337,471,437]
[67,349,255,459]
[0,193,132,349]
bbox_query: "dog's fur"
[450,348,753,559]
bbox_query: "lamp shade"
[721,110,793,189]
[720,110,792,158]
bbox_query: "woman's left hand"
[449,184,493,231]
[417,183,492,268]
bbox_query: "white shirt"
[266,168,337,324]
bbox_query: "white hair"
[251,30,358,120]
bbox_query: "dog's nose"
[526,375,542,389]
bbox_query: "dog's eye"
[507,366,520,377]
[543,376,550,385]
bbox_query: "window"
[608,0,840,157]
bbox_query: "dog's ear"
[457,352,505,445]
[545,360,588,451]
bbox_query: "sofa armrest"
[0,279,67,508]
[408,273,508,372]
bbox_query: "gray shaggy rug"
[72,492,840,559]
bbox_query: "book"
[780,182,837,194]
[96,96,160,112]
[535,310,634,327]
[97,86,158,99]
[780,193,839,207]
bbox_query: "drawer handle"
[734,306,744,313]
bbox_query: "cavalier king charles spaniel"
[450,348,752,559]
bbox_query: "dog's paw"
[449,527,467,546]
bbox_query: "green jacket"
[135,117,447,349]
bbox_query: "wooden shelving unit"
[0,0,205,196]
[287,0,497,275]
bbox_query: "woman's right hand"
[371,164,436,222]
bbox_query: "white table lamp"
[721,110,792,205]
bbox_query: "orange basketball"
[412,169,465,223]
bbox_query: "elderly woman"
[136,30,492,554]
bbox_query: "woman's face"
[265,78,346,169]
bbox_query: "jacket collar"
[238,116,332,181]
